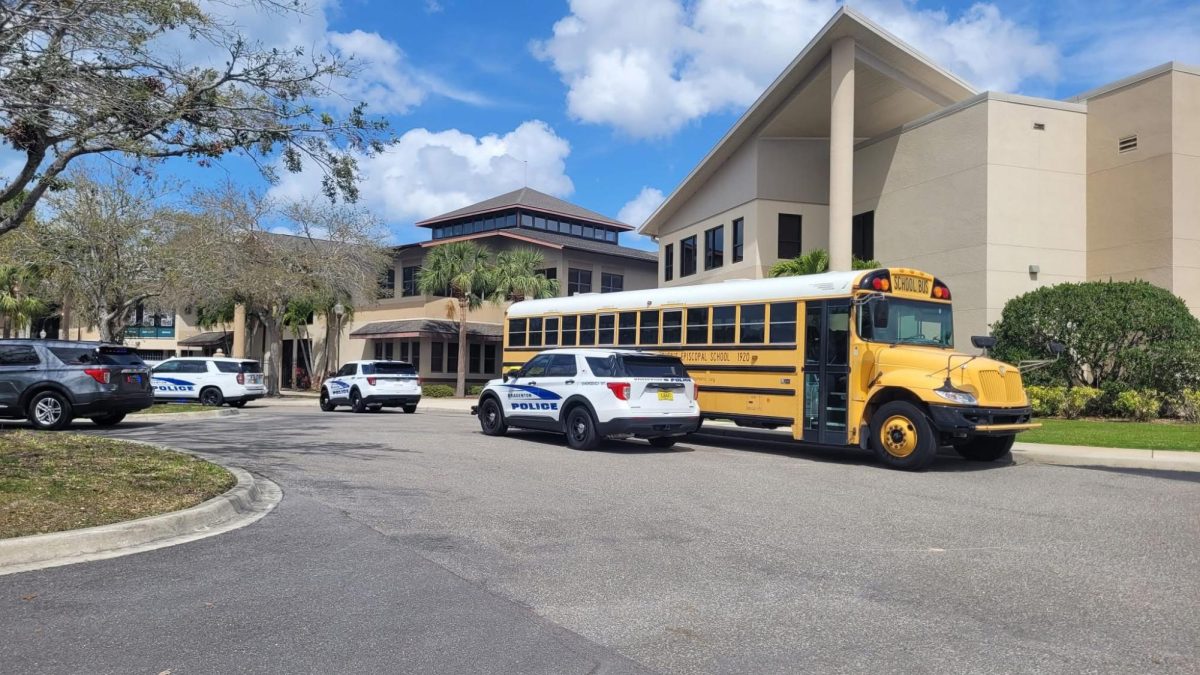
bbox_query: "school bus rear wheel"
[870,401,938,470]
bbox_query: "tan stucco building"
[639,7,1200,341]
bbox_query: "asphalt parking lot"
[2,405,1198,674]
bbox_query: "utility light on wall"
[1029,264,1040,280]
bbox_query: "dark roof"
[415,187,632,230]
[178,331,232,346]
[350,319,503,340]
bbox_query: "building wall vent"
[1118,135,1138,153]
[1032,122,1045,131]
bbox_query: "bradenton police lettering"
[893,275,931,294]
[512,401,559,411]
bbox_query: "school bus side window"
[618,312,637,345]
[509,318,527,347]
[740,304,765,343]
[662,310,682,344]
[770,302,797,343]
[561,315,577,346]
[686,307,709,344]
[598,314,615,344]
[579,314,596,346]
[639,310,659,345]
[545,317,560,346]
[528,317,543,347]
[712,306,736,343]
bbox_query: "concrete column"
[232,303,247,358]
[828,37,855,271]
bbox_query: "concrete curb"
[0,457,281,577]
[1012,443,1200,473]
[130,407,240,422]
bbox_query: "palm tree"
[769,249,881,277]
[492,248,560,302]
[0,264,46,338]
[417,241,495,397]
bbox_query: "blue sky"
[5,0,1198,250]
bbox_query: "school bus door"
[800,300,851,446]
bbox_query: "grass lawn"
[1020,418,1200,452]
[133,402,218,414]
[0,431,235,539]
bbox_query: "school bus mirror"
[1047,340,1065,355]
[872,300,890,329]
[971,335,997,350]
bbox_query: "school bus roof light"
[860,270,891,292]
[872,277,890,291]
[932,280,951,300]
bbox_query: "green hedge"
[1113,390,1163,422]
[421,384,455,398]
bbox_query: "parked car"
[0,339,153,429]
[320,360,421,413]
[151,356,266,407]
[473,349,701,450]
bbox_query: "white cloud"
[1052,0,1200,89]
[269,120,574,226]
[159,1,483,115]
[533,0,1057,137]
[617,187,666,228]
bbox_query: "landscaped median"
[0,431,234,539]
[132,403,221,415]
[0,432,280,574]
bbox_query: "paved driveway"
[1,406,1197,673]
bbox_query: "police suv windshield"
[857,297,954,348]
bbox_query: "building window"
[469,344,481,373]
[704,225,724,270]
[853,211,875,261]
[778,214,802,259]
[431,341,444,372]
[664,244,674,281]
[680,235,697,277]
[373,341,394,360]
[447,342,458,373]
[568,268,592,295]
[537,267,557,282]
[732,218,744,263]
[402,266,419,297]
[380,268,395,297]
[618,312,637,345]
[601,272,623,293]
[484,344,496,373]
[410,342,420,371]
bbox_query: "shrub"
[467,385,484,396]
[1172,390,1200,422]
[1026,385,1065,417]
[991,280,1200,397]
[422,384,455,398]
[1061,386,1101,419]
[1113,390,1163,422]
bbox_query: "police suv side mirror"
[971,335,997,350]
[1047,340,1065,355]
[503,368,520,382]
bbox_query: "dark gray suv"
[0,340,154,430]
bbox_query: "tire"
[90,412,127,427]
[199,387,224,407]
[367,404,383,413]
[230,400,248,409]
[648,436,677,449]
[350,388,367,414]
[402,404,417,414]
[26,390,73,430]
[478,398,507,436]
[870,401,938,471]
[564,406,600,451]
[953,435,1015,462]
[320,389,336,412]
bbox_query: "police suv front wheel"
[479,398,507,436]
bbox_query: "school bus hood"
[871,346,1028,408]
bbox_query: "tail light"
[606,382,631,400]
[84,368,111,385]
[367,377,377,386]
[236,372,245,385]
[691,381,699,400]
[418,376,423,385]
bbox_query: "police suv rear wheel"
[565,407,599,451]
[403,404,417,414]
[350,389,367,413]
[200,387,223,407]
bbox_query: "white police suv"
[473,349,700,450]
[151,357,266,407]
[320,360,421,413]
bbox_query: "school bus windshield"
[857,296,954,348]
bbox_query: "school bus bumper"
[928,405,1037,437]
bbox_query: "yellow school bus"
[502,268,1038,470]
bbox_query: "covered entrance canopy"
[350,319,503,342]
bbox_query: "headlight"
[934,387,977,405]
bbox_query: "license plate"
[126,374,142,384]
[657,391,674,401]
[893,274,931,295]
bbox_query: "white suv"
[473,349,700,450]
[320,360,421,413]
[151,357,266,407]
